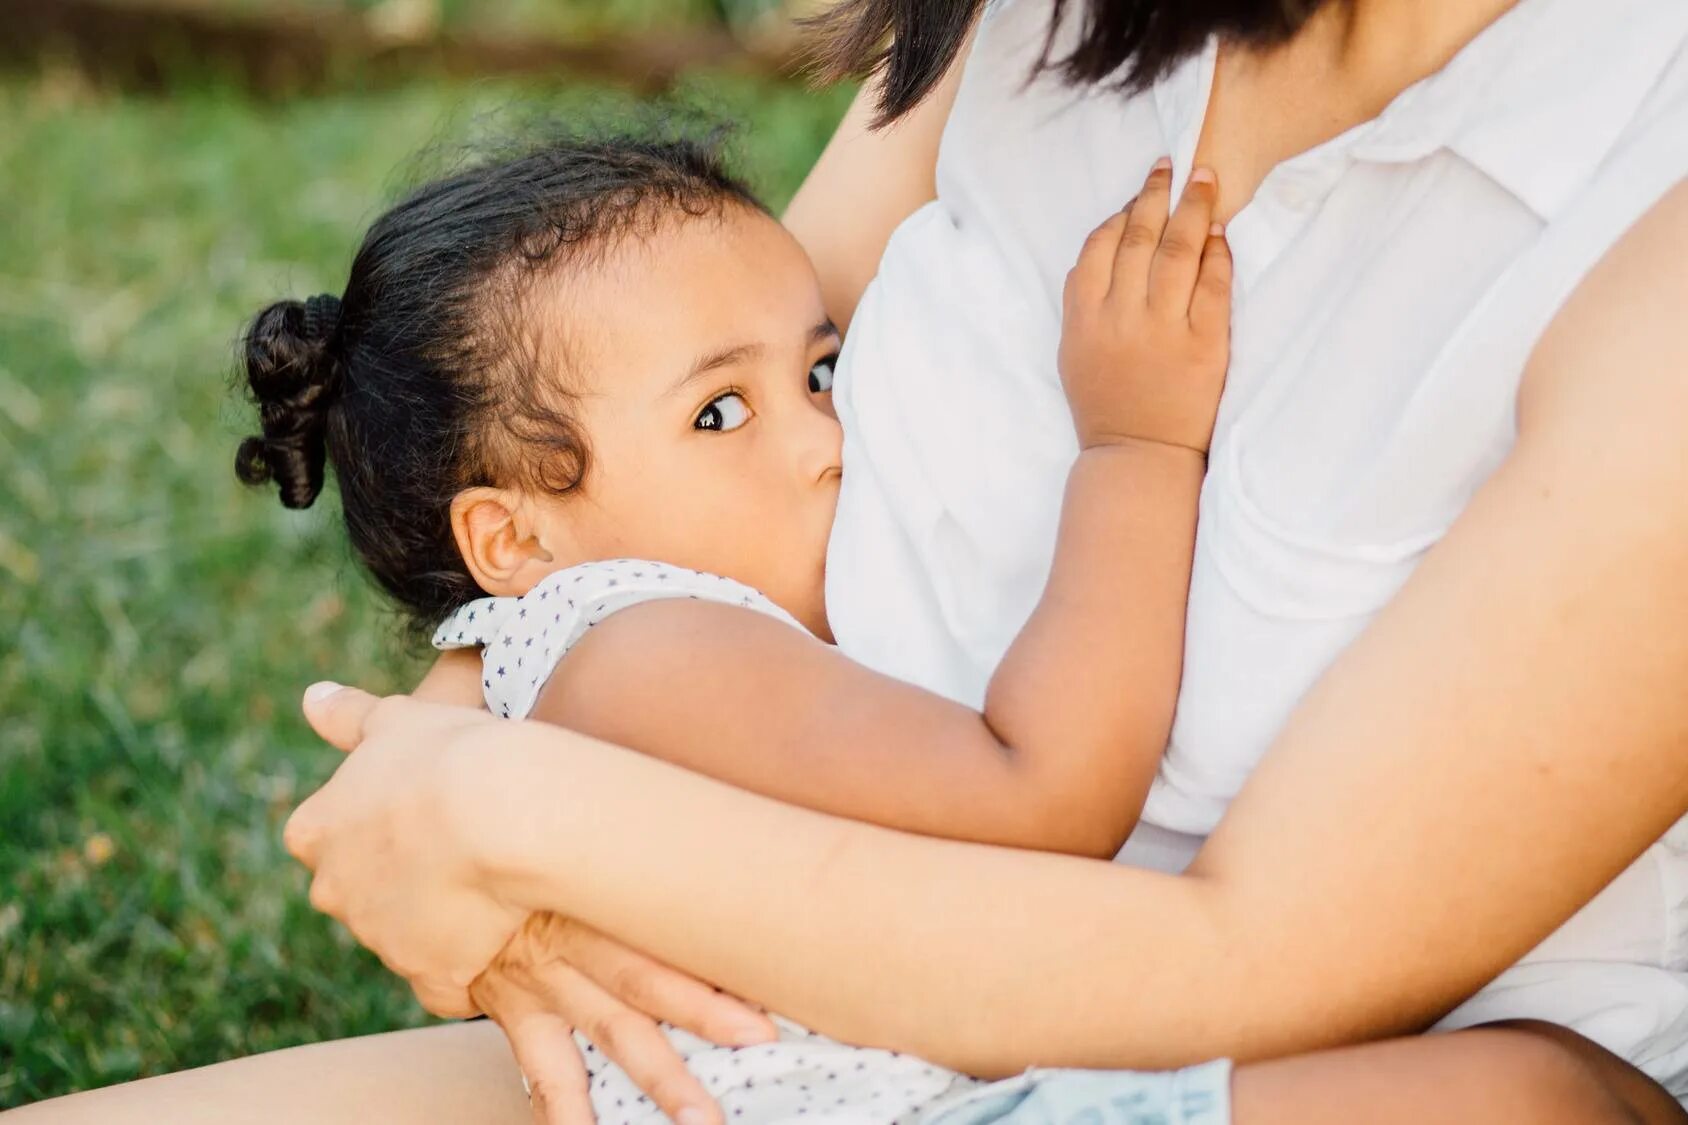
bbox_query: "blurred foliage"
[220,0,790,39]
[0,69,852,1108]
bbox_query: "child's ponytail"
[235,294,343,510]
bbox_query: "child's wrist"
[1077,431,1209,465]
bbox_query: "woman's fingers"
[474,972,595,1125]
[300,681,380,752]
[1190,224,1235,339]
[549,919,777,1048]
[412,977,482,1021]
[521,959,724,1125]
[1148,166,1219,316]
[1112,156,1175,302]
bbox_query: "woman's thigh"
[2,1021,529,1125]
[7,1018,1681,1124]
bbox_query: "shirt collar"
[1152,0,1688,222]
[1351,0,1688,219]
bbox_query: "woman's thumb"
[302,681,378,752]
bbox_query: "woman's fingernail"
[1210,221,1226,237]
[677,1108,711,1125]
[1191,166,1216,185]
[304,681,345,704]
[1151,156,1173,172]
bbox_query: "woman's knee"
[1463,1021,1684,1125]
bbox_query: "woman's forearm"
[477,724,1239,1077]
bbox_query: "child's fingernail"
[1151,156,1173,172]
[677,1108,712,1125]
[1191,166,1216,185]
[732,1023,776,1045]
[1210,221,1226,237]
[304,681,345,704]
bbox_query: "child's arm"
[534,164,1229,858]
[986,162,1230,840]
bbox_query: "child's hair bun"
[234,295,343,509]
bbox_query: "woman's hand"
[286,685,527,1016]
[470,913,777,1125]
[1059,158,1232,454]
[290,684,778,1122]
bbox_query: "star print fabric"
[575,1016,979,1124]
[432,558,806,720]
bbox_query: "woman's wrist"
[453,721,684,917]
[443,722,563,911]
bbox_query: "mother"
[18,0,1688,1120]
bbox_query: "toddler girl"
[236,132,1231,1122]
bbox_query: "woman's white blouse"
[824,0,1688,1091]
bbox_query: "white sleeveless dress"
[825,0,1688,1095]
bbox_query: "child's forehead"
[546,207,826,375]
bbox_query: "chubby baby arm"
[527,598,1131,855]
[984,161,1232,845]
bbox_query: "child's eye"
[695,392,751,432]
[808,354,838,394]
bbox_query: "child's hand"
[1058,159,1232,454]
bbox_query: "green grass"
[0,70,851,1108]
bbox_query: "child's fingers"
[1111,156,1174,302]
[1190,224,1234,339]
[1066,200,1135,308]
[1148,166,1219,315]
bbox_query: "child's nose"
[795,398,843,485]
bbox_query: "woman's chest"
[851,151,1556,718]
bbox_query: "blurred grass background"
[0,3,853,1104]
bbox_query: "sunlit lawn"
[0,69,850,1107]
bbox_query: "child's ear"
[449,487,566,598]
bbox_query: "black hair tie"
[302,293,342,344]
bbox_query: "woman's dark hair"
[802,0,1338,126]
[235,132,765,630]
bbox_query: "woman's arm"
[780,19,976,333]
[468,183,1688,1075]
[531,172,1229,859]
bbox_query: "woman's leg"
[7,1018,1679,1124]
[1233,1021,1685,1125]
[2,1021,530,1125]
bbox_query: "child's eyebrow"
[668,318,839,396]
